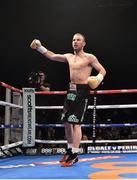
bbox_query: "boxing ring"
[0,81,137,179]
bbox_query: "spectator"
[27,70,51,140]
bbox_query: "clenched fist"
[30,39,42,49]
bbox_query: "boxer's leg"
[59,122,73,164]
[73,124,82,150]
[61,124,80,167]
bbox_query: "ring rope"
[1,123,137,129]
[35,89,137,95]
[1,81,137,95]
[1,100,137,109]
[34,104,137,109]
[0,81,22,93]
[0,101,22,108]
[1,138,137,152]
[0,141,23,151]
[35,139,137,144]
[36,123,137,128]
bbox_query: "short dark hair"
[73,33,86,42]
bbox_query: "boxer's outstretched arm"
[30,39,67,62]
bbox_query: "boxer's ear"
[83,41,86,47]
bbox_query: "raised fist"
[30,39,41,49]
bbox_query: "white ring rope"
[0,141,23,151]
[1,139,137,151]
[1,101,137,110]
[35,139,137,144]
[35,104,137,109]
[0,101,22,108]
[0,101,137,109]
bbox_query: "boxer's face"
[72,34,86,51]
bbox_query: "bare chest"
[68,56,90,69]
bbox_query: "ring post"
[4,88,11,145]
[22,88,35,147]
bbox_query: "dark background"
[1,0,137,90]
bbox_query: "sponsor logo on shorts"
[67,93,76,101]
[68,114,79,123]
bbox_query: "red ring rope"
[1,81,137,95]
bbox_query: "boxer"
[30,33,106,166]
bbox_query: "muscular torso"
[66,53,93,84]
